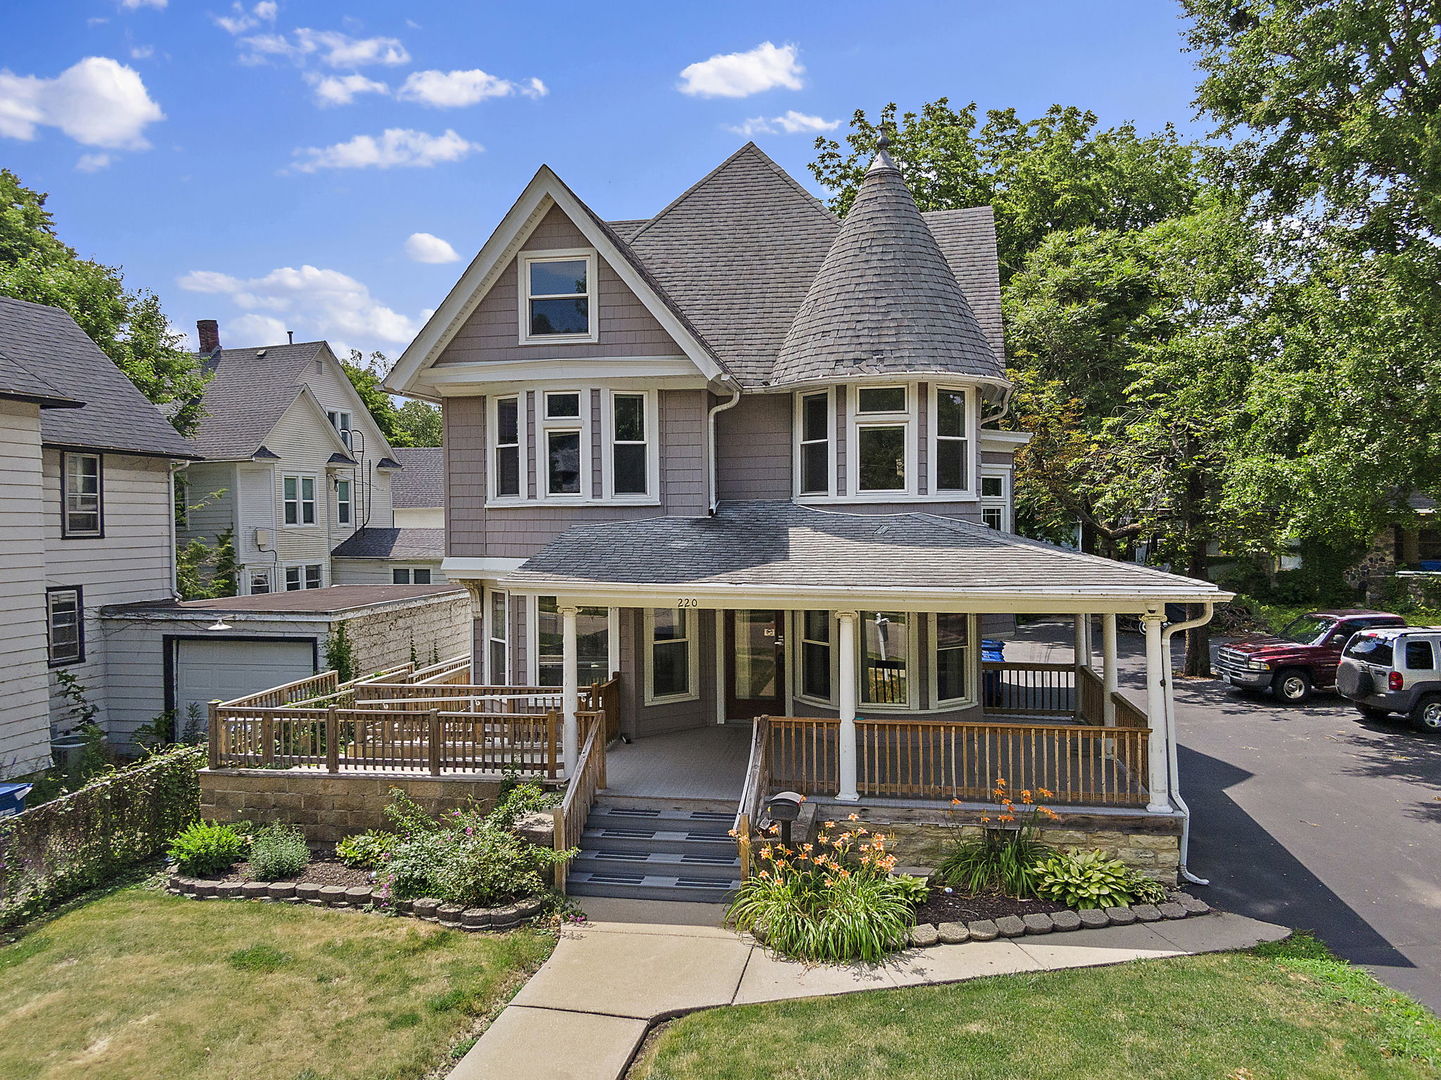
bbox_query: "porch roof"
[501,501,1231,611]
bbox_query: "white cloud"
[678,41,803,98]
[178,264,420,346]
[307,73,388,107]
[0,57,164,150]
[120,0,167,9]
[396,68,547,107]
[214,2,277,35]
[404,232,460,264]
[253,1,277,19]
[726,110,839,137]
[76,152,113,172]
[130,45,155,60]
[240,28,409,68]
[226,313,290,346]
[289,128,480,172]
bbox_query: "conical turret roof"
[770,142,1003,385]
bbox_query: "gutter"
[1160,600,1215,886]
[705,381,743,515]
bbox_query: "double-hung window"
[391,567,433,584]
[541,391,586,498]
[536,596,612,687]
[853,387,911,494]
[327,410,353,447]
[285,564,323,591]
[491,394,524,500]
[796,391,832,496]
[932,387,972,494]
[646,609,696,703]
[521,252,596,342]
[283,476,316,525]
[249,571,272,595]
[46,586,83,666]
[798,610,833,702]
[62,452,102,537]
[860,610,911,707]
[980,471,1010,531]
[608,391,652,498]
[335,479,352,526]
[487,589,509,683]
[933,613,973,705]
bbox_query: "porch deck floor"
[603,725,752,801]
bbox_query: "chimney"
[196,319,221,354]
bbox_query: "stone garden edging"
[907,892,1212,947]
[165,873,546,931]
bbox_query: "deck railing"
[765,715,1150,807]
[981,660,1076,715]
[552,717,606,892]
[733,717,772,878]
[1077,666,1105,725]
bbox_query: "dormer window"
[520,251,598,343]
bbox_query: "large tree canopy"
[342,351,441,447]
[0,170,208,434]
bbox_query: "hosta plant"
[1033,850,1139,910]
[936,779,1058,897]
[335,829,399,869]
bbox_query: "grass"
[1242,598,1441,636]
[630,934,1441,1080]
[0,883,553,1080]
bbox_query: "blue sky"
[1,1,1207,360]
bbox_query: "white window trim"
[283,563,324,591]
[518,248,600,345]
[858,609,919,711]
[282,474,318,527]
[979,467,1012,532]
[335,478,353,527]
[248,570,272,595]
[791,610,837,707]
[846,384,919,499]
[539,389,592,501]
[391,566,434,584]
[929,613,979,709]
[524,595,620,687]
[928,385,977,498]
[644,607,700,705]
[601,388,660,503]
[792,389,836,498]
[487,393,530,504]
[485,587,510,684]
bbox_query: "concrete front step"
[573,848,740,883]
[566,870,739,905]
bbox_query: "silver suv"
[1336,627,1441,733]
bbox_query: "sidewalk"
[449,898,1290,1080]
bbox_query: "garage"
[172,637,317,719]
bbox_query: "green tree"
[0,170,208,433]
[343,349,441,447]
[394,397,441,447]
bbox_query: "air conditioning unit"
[254,527,272,550]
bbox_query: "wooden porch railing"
[1077,666,1105,725]
[1111,692,1148,729]
[733,716,772,878]
[981,661,1076,715]
[766,716,1150,807]
[552,717,606,892]
[585,674,621,742]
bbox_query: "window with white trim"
[62,452,102,537]
[335,478,352,526]
[932,387,972,494]
[391,567,433,584]
[980,470,1010,531]
[487,589,509,683]
[860,610,911,707]
[249,570,272,595]
[46,586,83,665]
[537,596,612,688]
[283,475,316,525]
[796,391,832,496]
[491,394,524,500]
[932,613,973,705]
[608,391,651,498]
[798,610,833,702]
[852,386,911,494]
[541,391,586,498]
[285,564,323,591]
[521,252,596,342]
[327,410,353,447]
[646,608,696,703]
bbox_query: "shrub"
[248,823,309,880]
[1033,850,1139,909]
[936,779,1058,897]
[488,778,558,828]
[1123,869,1171,905]
[727,816,918,964]
[335,829,399,869]
[168,820,248,877]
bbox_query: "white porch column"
[560,604,579,776]
[1072,614,1093,669]
[1142,611,1171,812]
[836,610,860,802]
[1101,613,1118,727]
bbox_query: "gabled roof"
[922,207,1004,362]
[331,527,444,560]
[771,145,1003,386]
[189,341,328,460]
[0,296,198,457]
[392,447,443,507]
[0,345,81,408]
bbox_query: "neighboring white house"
[330,446,447,585]
[0,296,200,777]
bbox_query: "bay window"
[980,471,1010,531]
[491,394,524,500]
[798,610,833,702]
[542,391,586,497]
[933,613,973,705]
[536,596,611,687]
[646,608,696,703]
[852,386,911,494]
[932,387,972,494]
[521,252,596,342]
[335,478,352,526]
[861,610,911,707]
[608,391,652,498]
[796,391,832,496]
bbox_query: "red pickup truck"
[1215,609,1407,704]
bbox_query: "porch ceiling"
[500,501,1231,613]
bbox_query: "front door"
[726,610,786,720]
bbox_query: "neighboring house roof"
[392,447,443,507]
[103,583,464,617]
[331,527,444,560]
[0,296,198,457]
[771,145,1003,386]
[0,345,82,408]
[505,500,1227,601]
[922,207,1004,361]
[189,341,329,459]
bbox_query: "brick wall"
[342,593,473,676]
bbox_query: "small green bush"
[335,829,399,869]
[1033,850,1139,910]
[248,823,309,880]
[168,820,247,877]
[890,873,931,908]
[1123,870,1171,905]
[936,832,1052,897]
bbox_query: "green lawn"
[0,884,553,1080]
[631,936,1441,1080]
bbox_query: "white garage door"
[174,638,316,719]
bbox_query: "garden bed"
[218,857,370,888]
[913,887,1067,925]
[907,891,1212,947]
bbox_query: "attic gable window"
[520,251,598,343]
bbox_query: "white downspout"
[706,382,743,515]
[168,461,188,596]
[1162,601,1216,886]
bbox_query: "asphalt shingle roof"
[190,341,329,459]
[391,447,443,507]
[0,345,80,407]
[0,296,197,457]
[330,527,444,560]
[506,501,1226,598]
[922,207,1004,362]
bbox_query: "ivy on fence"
[0,745,205,926]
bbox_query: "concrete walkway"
[449,898,1289,1080]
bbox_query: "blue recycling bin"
[0,783,34,819]
[981,638,1005,706]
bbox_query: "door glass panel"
[733,611,779,701]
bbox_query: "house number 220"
[675,598,699,608]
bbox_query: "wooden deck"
[602,725,753,800]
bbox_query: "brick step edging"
[908,893,1211,947]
